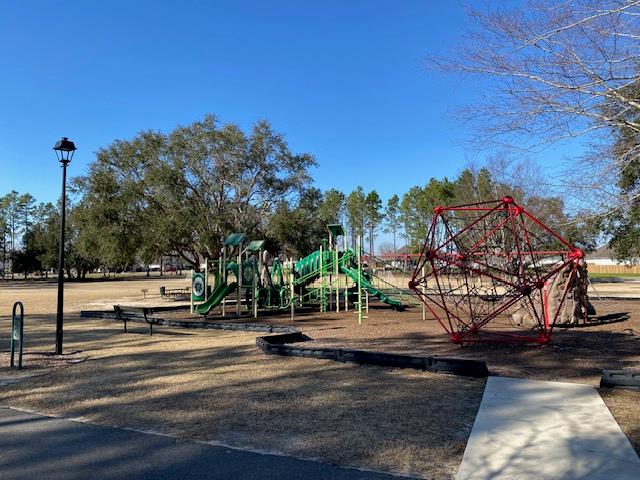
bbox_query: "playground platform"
[456,376,640,479]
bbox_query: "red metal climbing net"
[409,196,584,345]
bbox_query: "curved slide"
[340,266,404,311]
[194,281,238,315]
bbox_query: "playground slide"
[194,281,238,315]
[293,248,356,286]
[340,265,404,311]
[293,249,329,285]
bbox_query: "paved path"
[456,376,640,479]
[0,407,412,480]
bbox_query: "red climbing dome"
[409,198,586,345]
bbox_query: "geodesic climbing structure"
[409,196,587,345]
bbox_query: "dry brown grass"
[599,387,640,453]
[0,276,189,315]
[0,278,485,479]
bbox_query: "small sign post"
[10,302,24,369]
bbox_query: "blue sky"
[0,0,578,207]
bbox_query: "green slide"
[293,248,356,286]
[194,281,238,315]
[340,265,404,311]
[293,249,332,286]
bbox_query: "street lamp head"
[53,137,76,163]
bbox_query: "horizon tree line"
[1,115,597,280]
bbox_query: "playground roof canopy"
[224,233,246,247]
[245,240,265,252]
[326,224,345,237]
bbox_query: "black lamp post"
[54,137,76,355]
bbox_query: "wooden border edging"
[601,369,640,389]
[256,332,489,378]
[80,310,298,334]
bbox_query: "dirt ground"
[0,278,638,476]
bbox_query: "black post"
[55,160,68,355]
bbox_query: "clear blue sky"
[0,0,576,207]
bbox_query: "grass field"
[588,272,640,279]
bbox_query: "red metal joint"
[569,248,584,260]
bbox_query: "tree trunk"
[369,226,374,254]
[2,238,5,279]
[393,230,397,263]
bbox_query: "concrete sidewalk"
[0,407,413,480]
[456,376,640,479]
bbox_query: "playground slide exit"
[340,265,404,310]
[194,281,238,315]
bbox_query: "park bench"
[113,305,161,335]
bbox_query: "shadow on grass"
[0,314,484,479]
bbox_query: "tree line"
[1,114,596,279]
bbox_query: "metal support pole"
[344,235,349,312]
[357,235,363,325]
[328,233,333,312]
[190,269,194,314]
[422,265,426,321]
[365,290,369,313]
[222,248,226,317]
[335,247,339,313]
[205,257,208,298]
[296,257,302,307]
[290,260,295,321]
[319,244,324,313]
[253,255,258,319]
[55,160,68,355]
[237,247,242,317]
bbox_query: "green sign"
[192,273,206,301]
[242,262,254,287]
[10,301,24,369]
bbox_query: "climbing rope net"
[409,196,584,345]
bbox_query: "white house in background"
[585,244,634,266]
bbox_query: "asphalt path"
[0,407,415,480]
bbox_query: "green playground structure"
[189,224,413,322]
